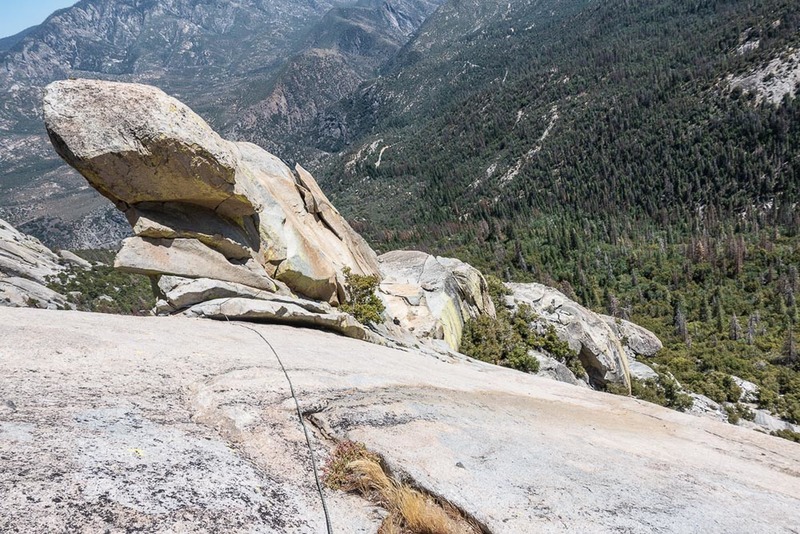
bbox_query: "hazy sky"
[0,1,77,39]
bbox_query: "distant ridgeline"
[315,0,800,424]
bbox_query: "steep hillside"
[320,0,800,235]
[0,0,441,248]
[232,0,442,161]
[0,26,36,53]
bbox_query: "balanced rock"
[43,79,380,305]
[505,282,631,391]
[377,251,495,351]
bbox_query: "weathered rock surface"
[154,275,284,314]
[505,282,631,391]
[43,79,380,305]
[532,351,586,387]
[732,375,760,404]
[688,393,727,422]
[1,307,799,533]
[377,250,495,350]
[115,237,276,291]
[747,409,800,434]
[0,218,68,309]
[184,296,379,344]
[0,276,69,309]
[0,217,63,283]
[602,314,663,358]
[57,249,92,270]
[628,359,659,381]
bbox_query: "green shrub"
[460,314,539,373]
[694,372,743,404]
[770,429,800,443]
[339,267,385,324]
[724,404,741,425]
[610,374,693,411]
[724,402,755,425]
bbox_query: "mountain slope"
[231,0,442,161]
[317,0,800,239]
[0,0,442,248]
[308,0,800,428]
[0,26,37,53]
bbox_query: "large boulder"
[602,314,663,358]
[43,79,380,305]
[377,251,495,351]
[505,282,631,392]
[0,218,69,309]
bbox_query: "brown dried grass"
[348,458,469,534]
[323,441,481,534]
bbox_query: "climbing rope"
[223,315,334,534]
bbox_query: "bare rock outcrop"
[0,218,69,309]
[2,307,799,533]
[602,314,663,358]
[41,79,502,351]
[43,79,380,306]
[377,250,496,350]
[506,282,632,391]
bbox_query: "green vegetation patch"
[460,276,581,375]
[47,249,155,315]
[340,266,385,324]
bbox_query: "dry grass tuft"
[324,441,481,534]
[378,513,402,534]
[347,457,476,534]
[322,440,380,490]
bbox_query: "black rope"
[224,316,334,534]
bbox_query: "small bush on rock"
[460,286,583,375]
[612,375,693,411]
[340,267,385,324]
[460,314,539,372]
[771,429,800,443]
[46,251,154,315]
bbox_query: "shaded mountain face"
[231,0,442,160]
[0,0,441,248]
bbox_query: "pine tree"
[783,322,798,367]
[729,314,743,341]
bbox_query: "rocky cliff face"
[0,217,69,309]
[0,0,442,249]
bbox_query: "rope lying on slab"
[222,314,334,534]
